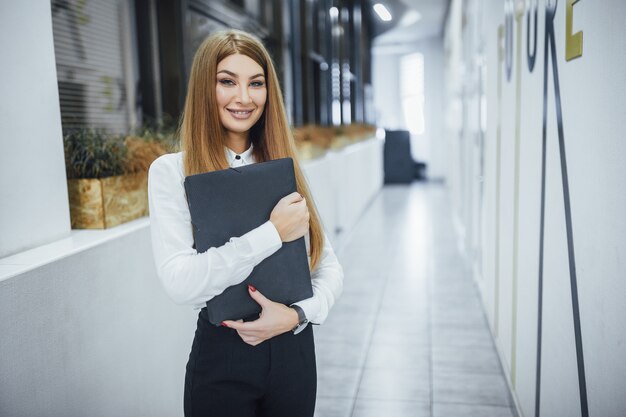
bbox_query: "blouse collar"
[224,142,255,166]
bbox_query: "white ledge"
[0,136,381,284]
[0,217,150,283]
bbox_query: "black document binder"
[183,157,313,325]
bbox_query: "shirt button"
[235,155,241,160]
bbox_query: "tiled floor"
[313,183,518,417]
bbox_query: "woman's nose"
[236,85,252,104]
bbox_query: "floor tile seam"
[353,397,431,405]
[333,189,387,258]
[422,186,512,411]
[368,318,428,324]
[431,334,496,340]
[365,341,431,348]
[432,296,484,304]
[317,364,363,370]
[356,396,431,408]
[432,257,504,382]
[431,368,506,376]
[430,316,490,323]
[431,353,502,361]
[316,393,360,400]
[317,362,366,369]
[431,398,513,408]
[431,343,501,351]
[433,401,516,410]
[360,365,431,371]
[348,233,404,417]
[356,392,432,402]
[431,345,495,350]
[429,190,521,417]
[315,339,376,347]
[431,308,488,314]
[454,266,519,413]
[431,346,502,355]
[415,185,439,417]
[315,395,357,400]
[432,368,516,378]
[432,400,515,409]
[430,323,491,330]
[325,239,398,414]
[427,227,435,417]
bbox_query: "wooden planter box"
[67,172,149,229]
[296,141,327,161]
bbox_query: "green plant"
[63,128,128,179]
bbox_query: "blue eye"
[219,79,235,86]
[251,81,265,87]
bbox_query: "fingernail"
[248,284,257,292]
[221,322,228,327]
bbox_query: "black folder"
[183,157,313,326]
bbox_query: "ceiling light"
[329,7,339,18]
[373,3,392,22]
[400,10,421,26]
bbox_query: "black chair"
[383,130,415,184]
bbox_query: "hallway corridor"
[313,183,517,417]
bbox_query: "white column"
[0,0,70,258]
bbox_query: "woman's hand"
[270,192,309,242]
[221,285,300,346]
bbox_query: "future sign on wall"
[496,1,587,416]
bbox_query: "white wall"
[372,49,404,129]
[0,225,197,417]
[421,38,446,180]
[372,37,447,180]
[445,0,626,416]
[0,0,71,258]
[302,137,384,247]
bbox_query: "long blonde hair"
[179,29,324,271]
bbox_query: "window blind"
[51,0,137,134]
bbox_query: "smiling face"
[215,53,267,144]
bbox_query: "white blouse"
[147,143,343,327]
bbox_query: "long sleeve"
[292,232,344,325]
[147,153,283,307]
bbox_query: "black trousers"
[184,308,317,417]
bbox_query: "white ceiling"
[372,0,449,49]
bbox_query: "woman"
[147,29,343,417]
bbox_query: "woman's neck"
[225,132,250,154]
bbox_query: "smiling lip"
[227,108,255,120]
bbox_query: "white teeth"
[229,110,252,114]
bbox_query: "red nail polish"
[221,322,228,327]
[248,284,257,292]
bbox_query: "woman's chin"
[222,117,261,134]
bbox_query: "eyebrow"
[217,70,265,79]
